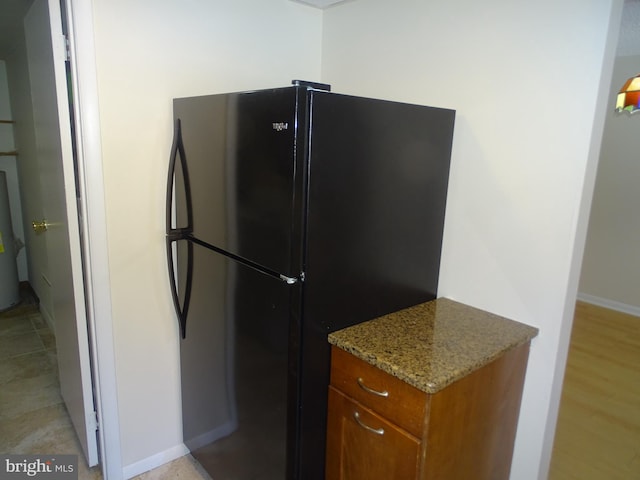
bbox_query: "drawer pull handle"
[357,377,389,397]
[354,411,385,436]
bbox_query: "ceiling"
[0,0,639,59]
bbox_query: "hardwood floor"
[549,301,640,480]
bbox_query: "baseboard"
[39,304,56,334]
[122,443,189,479]
[184,419,237,452]
[576,292,640,318]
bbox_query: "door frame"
[64,0,122,478]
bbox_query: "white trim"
[577,292,640,318]
[46,0,99,464]
[38,304,56,334]
[121,421,238,478]
[122,444,189,479]
[536,3,625,478]
[66,0,123,478]
[184,420,237,452]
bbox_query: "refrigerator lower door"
[177,240,295,479]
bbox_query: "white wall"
[321,0,620,479]
[89,0,322,474]
[579,54,640,314]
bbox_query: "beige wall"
[90,0,322,473]
[579,54,640,313]
[321,0,620,478]
[87,0,623,477]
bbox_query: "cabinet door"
[326,387,420,480]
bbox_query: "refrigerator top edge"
[172,81,321,103]
[172,83,456,115]
[309,89,456,117]
[291,79,331,91]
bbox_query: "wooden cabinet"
[325,342,531,480]
[326,387,421,479]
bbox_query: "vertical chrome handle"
[353,411,384,436]
[357,377,389,397]
[166,118,193,235]
[166,237,193,339]
[166,118,194,339]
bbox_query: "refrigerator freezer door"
[172,88,304,278]
[177,239,295,479]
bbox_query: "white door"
[24,0,99,466]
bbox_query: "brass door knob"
[32,220,49,234]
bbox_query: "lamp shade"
[615,73,640,114]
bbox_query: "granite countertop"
[328,298,539,394]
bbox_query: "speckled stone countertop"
[328,298,538,394]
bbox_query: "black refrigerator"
[166,81,455,480]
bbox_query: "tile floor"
[0,286,210,479]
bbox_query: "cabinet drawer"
[329,346,427,437]
[326,387,421,480]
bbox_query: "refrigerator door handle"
[279,274,299,285]
[166,237,193,339]
[166,118,193,235]
[166,118,194,338]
